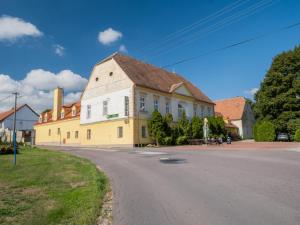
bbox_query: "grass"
[0,146,109,225]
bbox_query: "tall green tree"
[177,111,191,137]
[254,46,300,134]
[207,116,226,136]
[148,110,165,145]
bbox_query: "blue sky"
[0,0,300,111]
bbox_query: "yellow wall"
[34,117,140,147]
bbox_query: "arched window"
[178,104,185,118]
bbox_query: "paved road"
[51,147,300,225]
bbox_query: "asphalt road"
[53,147,300,225]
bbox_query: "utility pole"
[12,92,18,166]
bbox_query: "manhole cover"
[159,157,186,164]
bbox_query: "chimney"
[52,87,63,121]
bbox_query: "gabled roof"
[214,97,246,120]
[0,104,38,122]
[101,53,213,104]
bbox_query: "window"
[72,108,76,117]
[178,104,185,118]
[75,131,79,139]
[141,126,147,138]
[154,96,159,111]
[86,105,91,119]
[39,116,42,123]
[61,111,65,119]
[48,129,51,136]
[165,100,171,114]
[67,132,70,139]
[57,128,61,135]
[139,95,145,111]
[207,106,211,116]
[43,114,48,122]
[87,129,91,140]
[201,105,204,117]
[103,100,108,116]
[117,126,123,138]
[124,96,129,116]
[193,104,197,117]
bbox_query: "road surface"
[49,146,300,225]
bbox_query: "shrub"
[294,129,300,142]
[254,121,276,142]
[176,136,188,145]
[191,116,203,138]
[178,111,191,137]
[163,136,173,146]
[0,145,19,155]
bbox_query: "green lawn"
[0,147,108,225]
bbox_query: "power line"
[0,95,12,103]
[160,21,300,69]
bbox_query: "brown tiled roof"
[0,104,38,122]
[37,101,80,125]
[214,97,246,120]
[109,53,213,104]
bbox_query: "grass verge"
[0,146,108,225]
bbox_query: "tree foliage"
[177,111,191,137]
[148,110,166,145]
[254,46,300,134]
[254,121,276,142]
[207,116,226,136]
[191,116,203,138]
[294,129,300,142]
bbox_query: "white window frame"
[193,104,197,117]
[165,99,171,114]
[178,104,185,118]
[154,96,159,111]
[103,100,108,116]
[124,96,129,116]
[86,105,91,119]
[61,111,65,119]
[72,108,76,117]
[139,94,146,111]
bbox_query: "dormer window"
[61,111,65,119]
[39,116,42,123]
[43,113,48,122]
[72,108,76,117]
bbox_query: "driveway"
[47,146,300,225]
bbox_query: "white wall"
[80,88,131,124]
[3,106,38,131]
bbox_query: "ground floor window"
[75,131,79,139]
[67,132,70,139]
[57,128,60,135]
[117,126,123,138]
[48,129,51,136]
[87,129,91,140]
[141,126,147,138]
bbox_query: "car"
[277,133,290,142]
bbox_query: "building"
[214,97,255,139]
[34,53,214,147]
[0,104,39,143]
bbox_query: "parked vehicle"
[277,133,290,142]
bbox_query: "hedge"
[294,129,300,142]
[254,121,276,142]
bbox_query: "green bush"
[163,136,173,146]
[0,145,19,155]
[191,116,203,138]
[176,136,188,145]
[254,121,276,142]
[294,129,300,142]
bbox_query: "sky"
[0,0,300,112]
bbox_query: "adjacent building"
[0,104,39,143]
[34,53,214,147]
[214,97,255,139]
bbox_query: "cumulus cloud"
[53,44,65,56]
[119,44,127,53]
[244,87,259,97]
[0,70,87,112]
[98,28,122,45]
[0,15,43,41]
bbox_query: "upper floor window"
[207,106,211,116]
[124,96,129,116]
[86,105,91,119]
[61,111,65,119]
[178,104,185,118]
[139,94,146,111]
[201,105,205,117]
[103,100,108,116]
[154,96,159,111]
[43,114,48,122]
[166,100,171,114]
[193,104,197,117]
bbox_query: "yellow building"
[34,53,214,147]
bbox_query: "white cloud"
[119,44,127,53]
[98,28,122,45]
[53,44,65,56]
[244,87,259,97]
[0,15,43,41]
[0,70,87,113]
